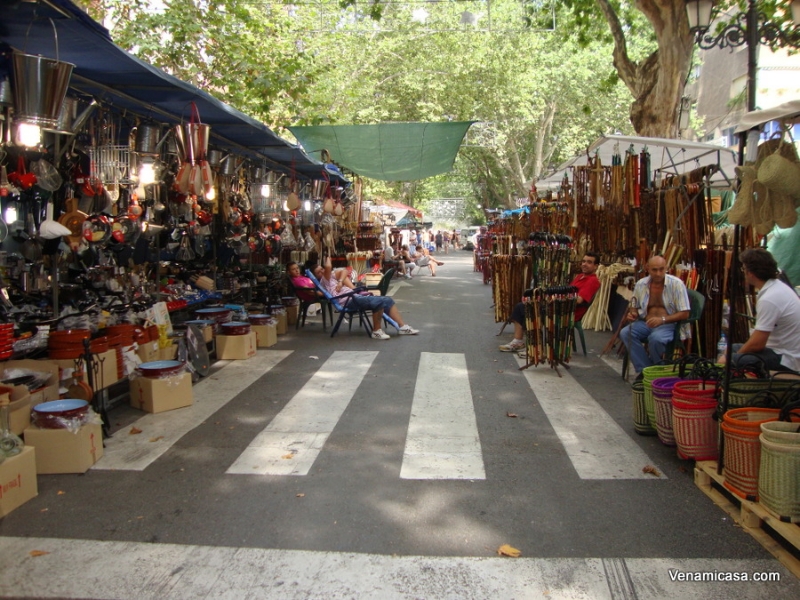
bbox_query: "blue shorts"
[350,294,395,312]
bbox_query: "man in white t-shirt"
[727,248,800,372]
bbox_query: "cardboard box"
[23,423,103,474]
[197,325,213,344]
[216,331,257,360]
[0,446,38,517]
[252,323,277,348]
[158,344,178,361]
[274,312,287,335]
[136,341,160,364]
[51,349,119,392]
[286,305,299,326]
[1,359,60,407]
[129,372,193,413]
[3,385,32,436]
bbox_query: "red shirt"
[571,273,601,322]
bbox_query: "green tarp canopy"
[288,122,474,181]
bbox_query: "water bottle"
[716,333,727,362]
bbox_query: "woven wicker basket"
[720,408,780,501]
[672,398,719,461]
[642,364,681,425]
[758,433,800,522]
[672,379,718,404]
[652,376,683,446]
[725,378,799,408]
[760,421,800,445]
[632,381,656,436]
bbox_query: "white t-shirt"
[383,246,394,261]
[754,278,800,371]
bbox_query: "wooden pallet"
[694,460,800,579]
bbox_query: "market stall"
[0,0,357,437]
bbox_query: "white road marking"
[0,536,794,599]
[93,351,293,471]
[226,351,377,475]
[401,352,485,480]
[516,356,664,479]
[386,279,412,297]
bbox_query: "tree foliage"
[82,1,643,211]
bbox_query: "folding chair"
[306,270,373,338]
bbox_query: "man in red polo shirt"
[499,252,602,353]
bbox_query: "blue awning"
[0,0,344,182]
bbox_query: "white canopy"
[734,99,800,133]
[537,134,739,191]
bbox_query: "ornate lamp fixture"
[686,0,800,50]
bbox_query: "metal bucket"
[251,166,264,181]
[207,149,223,168]
[12,52,74,127]
[135,122,161,155]
[172,124,188,161]
[0,77,12,107]
[44,95,78,134]
[220,154,240,176]
[311,179,328,199]
[185,122,210,163]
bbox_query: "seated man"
[412,245,444,277]
[313,256,419,340]
[620,255,690,378]
[383,244,410,278]
[500,252,601,352]
[724,248,800,372]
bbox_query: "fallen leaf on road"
[497,370,504,373]
[296,493,305,498]
[642,465,661,477]
[30,550,50,557]
[57,491,65,495]
[282,453,294,459]
[129,427,142,435]
[149,436,164,442]
[309,356,319,360]
[506,412,518,418]
[497,544,521,557]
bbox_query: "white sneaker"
[371,329,390,340]
[398,325,419,335]
[499,340,525,352]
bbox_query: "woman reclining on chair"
[313,256,420,340]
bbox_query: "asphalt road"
[1,252,798,599]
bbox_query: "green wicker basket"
[632,381,656,436]
[642,364,681,426]
[725,378,799,408]
[758,433,800,522]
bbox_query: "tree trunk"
[596,0,695,138]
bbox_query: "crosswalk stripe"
[516,356,664,480]
[0,536,792,599]
[226,350,378,476]
[401,352,485,480]
[94,351,293,471]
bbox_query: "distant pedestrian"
[435,230,443,253]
